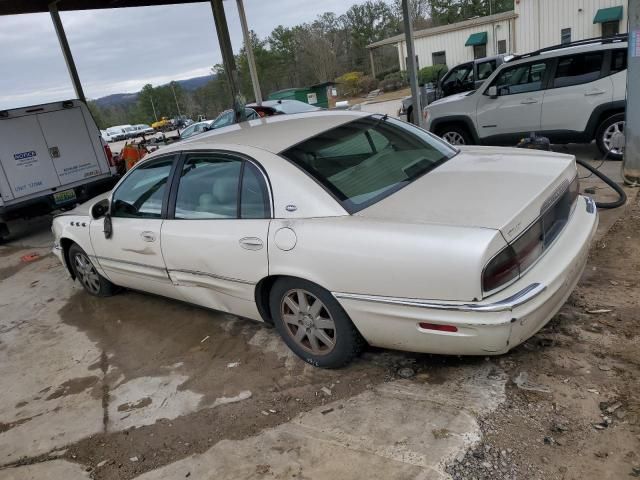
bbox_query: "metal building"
[369,0,627,73]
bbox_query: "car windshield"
[280,115,458,213]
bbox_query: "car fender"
[429,115,480,143]
[53,214,104,278]
[266,216,506,303]
[584,100,626,139]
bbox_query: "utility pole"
[402,0,422,127]
[170,82,182,117]
[237,0,262,105]
[623,0,640,185]
[150,95,158,122]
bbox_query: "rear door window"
[552,52,604,88]
[610,48,627,74]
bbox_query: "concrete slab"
[135,366,506,480]
[0,460,89,480]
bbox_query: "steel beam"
[210,0,241,116]
[236,0,262,105]
[401,0,422,127]
[623,0,640,185]
[49,1,85,102]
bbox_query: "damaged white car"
[52,111,597,368]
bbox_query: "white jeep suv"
[424,35,627,159]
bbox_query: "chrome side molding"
[333,283,547,313]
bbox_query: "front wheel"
[436,125,472,146]
[68,244,117,297]
[269,278,365,368]
[596,113,625,161]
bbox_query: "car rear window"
[280,115,457,213]
[552,52,604,88]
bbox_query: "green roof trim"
[593,6,623,24]
[465,31,488,46]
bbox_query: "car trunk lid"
[358,146,577,242]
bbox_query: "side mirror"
[487,86,498,99]
[90,198,110,220]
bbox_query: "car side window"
[174,154,270,220]
[610,48,627,74]
[477,60,496,81]
[240,162,270,219]
[180,125,196,138]
[443,64,472,85]
[111,157,175,219]
[491,61,548,96]
[552,52,604,88]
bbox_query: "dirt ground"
[449,193,640,480]
[0,152,638,479]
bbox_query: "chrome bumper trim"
[584,196,596,214]
[333,283,547,313]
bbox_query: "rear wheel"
[68,244,117,297]
[436,124,472,145]
[596,113,625,161]
[269,278,364,368]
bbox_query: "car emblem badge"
[286,204,297,212]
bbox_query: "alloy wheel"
[602,120,625,156]
[442,131,466,145]
[74,252,101,295]
[280,289,336,355]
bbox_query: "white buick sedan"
[52,111,597,368]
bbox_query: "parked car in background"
[52,111,596,368]
[133,124,155,136]
[0,100,119,240]
[101,130,116,143]
[399,54,511,123]
[208,107,260,130]
[424,35,627,159]
[106,126,127,142]
[249,99,324,115]
[123,125,137,139]
[178,120,214,140]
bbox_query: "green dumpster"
[268,82,334,109]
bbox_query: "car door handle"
[239,237,263,250]
[584,89,606,96]
[140,231,156,242]
[520,98,538,104]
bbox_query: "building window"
[432,51,446,65]
[561,28,572,45]
[497,40,507,54]
[602,21,619,37]
[473,44,486,59]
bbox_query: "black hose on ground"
[575,158,627,209]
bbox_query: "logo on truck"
[14,151,37,161]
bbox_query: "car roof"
[154,110,368,155]
[509,38,627,67]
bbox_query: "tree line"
[89,0,513,129]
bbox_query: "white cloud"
[0,0,375,109]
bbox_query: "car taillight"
[568,174,579,207]
[104,143,115,167]
[482,246,519,292]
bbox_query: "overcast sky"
[0,0,374,109]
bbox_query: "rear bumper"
[334,195,597,355]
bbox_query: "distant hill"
[94,74,215,108]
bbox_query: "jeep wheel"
[596,113,625,161]
[437,125,471,145]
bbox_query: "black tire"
[435,124,472,146]
[595,113,625,161]
[269,278,365,368]
[68,243,117,297]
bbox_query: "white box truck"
[0,100,119,240]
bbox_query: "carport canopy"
[593,6,623,24]
[465,31,488,46]
[0,0,241,107]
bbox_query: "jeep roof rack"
[511,33,628,61]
